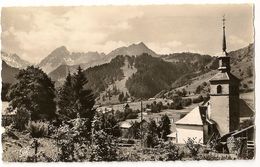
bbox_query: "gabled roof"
[175,106,203,126]
[209,71,240,82]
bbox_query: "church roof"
[239,99,254,117]
[209,71,240,82]
[175,106,203,126]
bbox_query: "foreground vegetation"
[2,64,254,162]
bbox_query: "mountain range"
[2,42,254,100]
[1,51,30,69]
[38,42,157,74]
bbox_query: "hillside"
[156,43,254,98]
[83,55,126,95]
[1,60,20,84]
[126,53,200,98]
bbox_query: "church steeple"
[209,16,240,136]
[218,15,230,72]
[222,15,227,56]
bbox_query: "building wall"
[210,95,230,136]
[210,83,229,94]
[176,124,203,144]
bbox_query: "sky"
[1,4,254,64]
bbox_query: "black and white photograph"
[0,1,256,163]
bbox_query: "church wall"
[176,124,203,144]
[210,83,229,94]
[210,95,230,136]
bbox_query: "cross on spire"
[222,15,227,55]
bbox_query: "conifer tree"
[57,72,75,119]
[159,114,171,141]
[72,66,95,118]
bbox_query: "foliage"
[192,95,204,103]
[114,108,138,121]
[26,121,49,138]
[147,101,163,113]
[1,82,11,101]
[227,136,247,157]
[158,115,171,141]
[126,53,189,98]
[128,121,141,139]
[118,92,124,102]
[170,96,183,109]
[57,66,95,138]
[8,66,56,120]
[195,153,235,160]
[185,137,202,157]
[13,106,30,131]
[55,118,92,162]
[159,141,184,161]
[84,55,125,94]
[181,98,192,107]
[144,119,159,148]
[90,113,118,161]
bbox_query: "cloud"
[1,5,253,63]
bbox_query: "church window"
[217,85,222,94]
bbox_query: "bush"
[185,137,202,157]
[163,142,184,161]
[192,95,204,103]
[181,98,192,107]
[26,121,48,138]
[14,107,30,131]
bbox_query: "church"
[170,17,254,145]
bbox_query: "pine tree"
[58,66,95,119]
[8,66,56,121]
[159,114,171,141]
[57,72,75,119]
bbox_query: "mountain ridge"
[1,51,30,69]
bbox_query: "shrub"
[26,121,48,138]
[14,106,30,131]
[164,142,184,161]
[192,95,204,103]
[185,137,202,157]
[181,98,192,107]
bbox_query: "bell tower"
[209,16,240,136]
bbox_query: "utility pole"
[140,100,143,148]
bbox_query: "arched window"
[217,85,222,94]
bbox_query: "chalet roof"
[209,71,240,82]
[119,121,132,129]
[175,106,203,126]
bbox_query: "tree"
[8,66,56,120]
[1,82,11,101]
[159,115,171,141]
[91,113,118,161]
[57,72,75,119]
[57,66,95,120]
[144,119,159,148]
[118,92,124,102]
[72,66,95,118]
